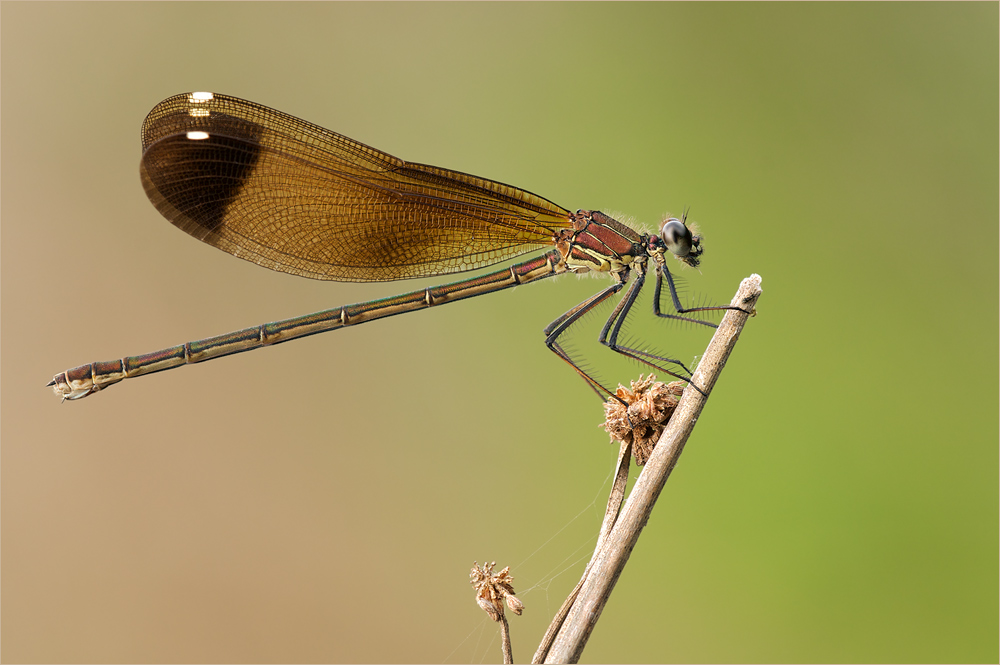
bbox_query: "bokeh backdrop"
[2,3,996,663]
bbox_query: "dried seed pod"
[601,376,686,465]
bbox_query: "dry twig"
[538,273,762,663]
[532,437,633,663]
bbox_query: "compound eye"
[660,218,692,257]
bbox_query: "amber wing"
[139,92,573,282]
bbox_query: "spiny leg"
[543,275,628,401]
[596,265,709,395]
[654,263,748,323]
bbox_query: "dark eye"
[660,219,692,257]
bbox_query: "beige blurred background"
[2,3,997,663]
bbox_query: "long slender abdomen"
[49,251,564,400]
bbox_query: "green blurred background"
[2,3,996,663]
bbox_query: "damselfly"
[50,92,738,401]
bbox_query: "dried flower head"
[600,375,685,465]
[470,561,523,621]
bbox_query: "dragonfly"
[49,92,738,402]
